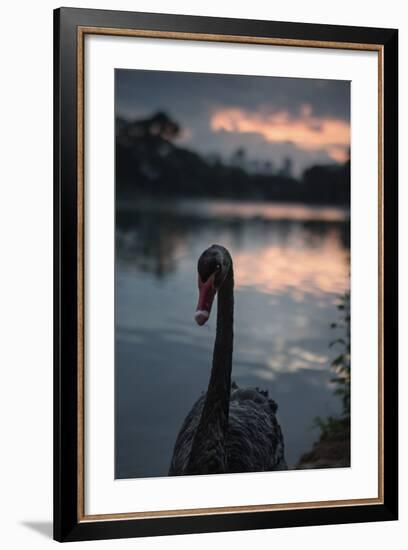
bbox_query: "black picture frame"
[54,7,398,542]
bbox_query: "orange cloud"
[210,104,350,162]
[326,146,350,163]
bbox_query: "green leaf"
[332,354,344,366]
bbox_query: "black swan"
[169,244,287,476]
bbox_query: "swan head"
[195,244,232,326]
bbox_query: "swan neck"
[186,265,234,474]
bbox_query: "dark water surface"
[115,199,350,478]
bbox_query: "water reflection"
[234,235,348,297]
[116,199,349,294]
[115,199,350,478]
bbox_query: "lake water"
[115,199,350,478]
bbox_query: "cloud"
[116,69,350,172]
[210,104,350,162]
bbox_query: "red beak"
[195,273,216,326]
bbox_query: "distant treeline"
[116,112,350,206]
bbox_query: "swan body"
[169,383,286,475]
[169,244,287,476]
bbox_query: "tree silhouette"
[116,111,350,205]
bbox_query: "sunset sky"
[116,69,350,176]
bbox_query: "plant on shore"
[314,292,350,441]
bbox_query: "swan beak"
[195,273,216,326]
[195,310,210,326]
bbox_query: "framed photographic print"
[54,7,398,542]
